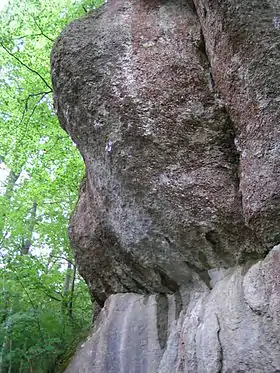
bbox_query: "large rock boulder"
[51,0,280,371]
[51,0,266,304]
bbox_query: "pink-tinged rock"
[51,0,261,304]
[194,0,280,245]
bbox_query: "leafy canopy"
[0,0,103,372]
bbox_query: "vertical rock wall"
[193,0,280,245]
[64,248,280,373]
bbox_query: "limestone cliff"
[51,0,280,371]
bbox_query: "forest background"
[0,0,103,372]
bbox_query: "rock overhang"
[51,0,280,304]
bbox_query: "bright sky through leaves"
[0,0,8,10]
[0,0,102,370]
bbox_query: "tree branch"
[50,256,75,266]
[15,33,45,40]
[29,285,62,302]
[0,43,52,90]
[19,91,52,129]
[31,16,54,42]
[17,91,51,146]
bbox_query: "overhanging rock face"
[51,0,280,371]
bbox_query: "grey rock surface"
[64,247,280,373]
[193,0,280,245]
[51,0,280,371]
[51,0,266,304]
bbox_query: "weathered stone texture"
[51,0,280,371]
[51,0,266,303]
[64,247,280,373]
[193,0,280,244]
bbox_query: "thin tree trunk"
[45,252,53,273]
[18,343,26,373]
[4,169,21,200]
[0,271,10,373]
[68,265,76,319]
[61,262,72,315]
[0,168,22,248]
[0,337,8,373]
[29,359,33,373]
[20,201,37,255]
[7,340,12,373]
[19,358,23,373]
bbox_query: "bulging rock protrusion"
[51,0,267,303]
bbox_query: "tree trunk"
[7,340,12,373]
[61,262,72,315]
[0,272,11,373]
[68,265,76,319]
[20,201,37,255]
[0,168,22,249]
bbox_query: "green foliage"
[0,0,94,257]
[0,255,92,373]
[0,0,103,371]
